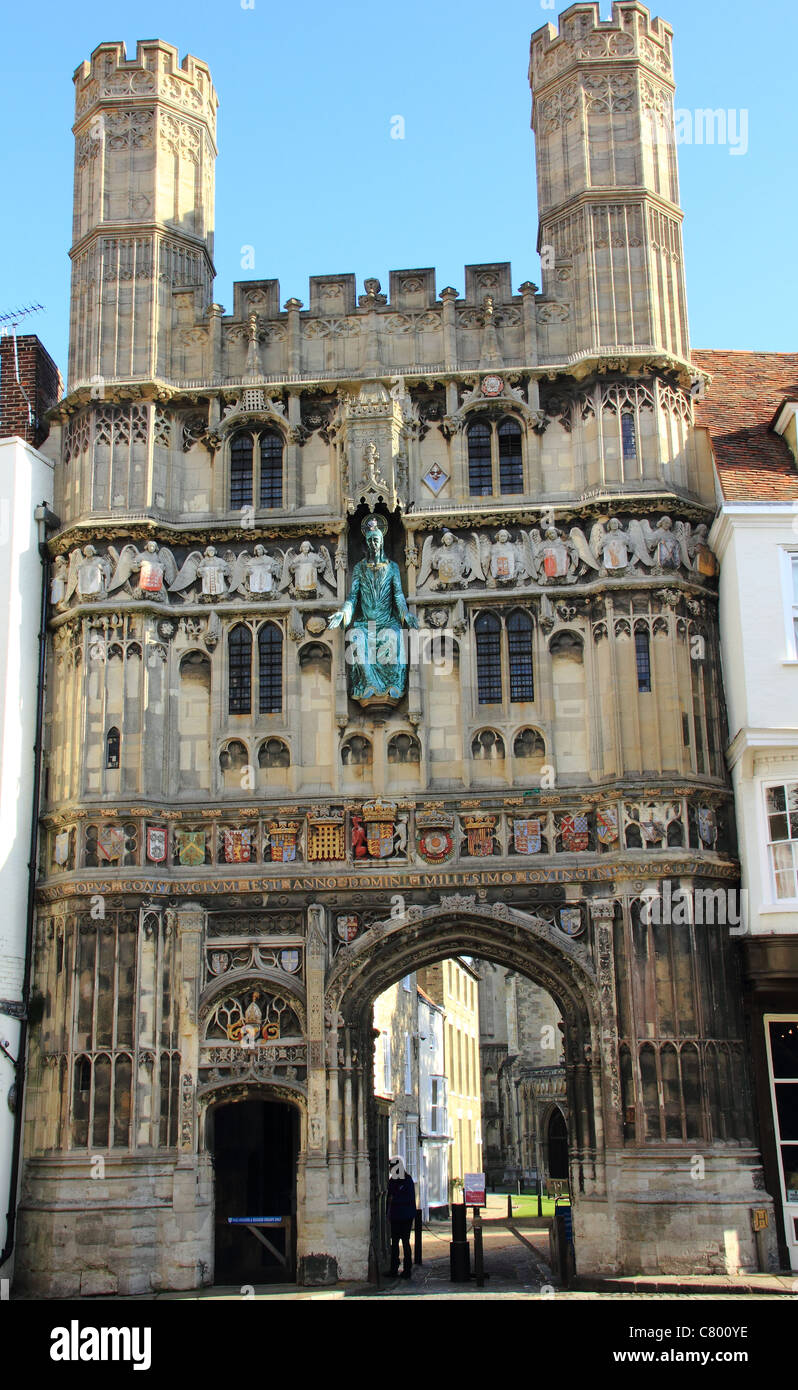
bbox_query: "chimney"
[0,333,62,448]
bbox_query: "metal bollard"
[507,1193,513,1219]
[414,1209,422,1266]
[473,1209,484,1288]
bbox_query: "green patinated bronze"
[328,516,418,705]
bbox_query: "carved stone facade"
[16,7,778,1295]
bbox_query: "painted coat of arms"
[307,813,346,862]
[596,807,618,846]
[513,819,541,854]
[560,813,589,853]
[54,830,71,865]
[697,806,718,849]
[416,813,455,864]
[280,949,300,973]
[362,800,396,859]
[269,821,300,862]
[463,816,496,857]
[418,829,454,863]
[558,906,584,937]
[97,824,125,862]
[176,829,206,866]
[337,914,360,943]
[146,826,168,863]
[223,828,253,863]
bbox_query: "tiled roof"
[692,349,798,501]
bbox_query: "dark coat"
[387,1175,416,1223]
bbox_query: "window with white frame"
[382,1031,392,1093]
[430,1076,447,1135]
[405,1036,413,1094]
[766,781,798,899]
[780,549,798,659]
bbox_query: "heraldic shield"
[362,800,396,859]
[513,819,541,854]
[177,830,205,866]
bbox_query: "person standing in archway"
[386,1157,416,1280]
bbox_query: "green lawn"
[487,1192,561,1218]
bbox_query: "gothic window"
[475,612,502,702]
[228,624,252,714]
[475,609,535,705]
[467,415,525,496]
[635,627,651,692]
[228,428,284,510]
[259,430,283,508]
[341,735,372,765]
[105,726,120,769]
[621,411,637,460]
[230,431,253,508]
[498,419,523,492]
[388,733,421,763]
[507,610,534,701]
[228,624,284,718]
[258,623,283,713]
[467,421,492,495]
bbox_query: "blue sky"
[1,0,795,375]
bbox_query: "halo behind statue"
[361,514,389,539]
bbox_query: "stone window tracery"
[228,427,284,510]
[467,415,525,497]
[474,609,535,706]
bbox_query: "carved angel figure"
[676,521,718,578]
[569,517,651,574]
[417,529,485,590]
[534,526,579,583]
[485,529,536,586]
[630,515,682,570]
[279,540,336,597]
[226,544,283,597]
[108,540,179,600]
[50,554,68,607]
[64,545,112,602]
[170,546,231,599]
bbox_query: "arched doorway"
[547,1107,569,1180]
[325,900,603,1276]
[209,1097,299,1283]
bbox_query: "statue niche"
[327,513,418,709]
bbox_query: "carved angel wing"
[416,534,437,590]
[226,550,249,595]
[279,548,297,592]
[169,550,204,593]
[108,543,141,593]
[318,546,336,591]
[463,533,487,585]
[569,525,601,571]
[627,519,656,566]
[63,547,83,601]
[157,546,179,587]
[673,520,692,570]
[517,529,539,581]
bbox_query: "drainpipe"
[0,500,59,1273]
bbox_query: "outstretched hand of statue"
[327,610,346,629]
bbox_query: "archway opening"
[547,1107,569,1180]
[210,1098,299,1284]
